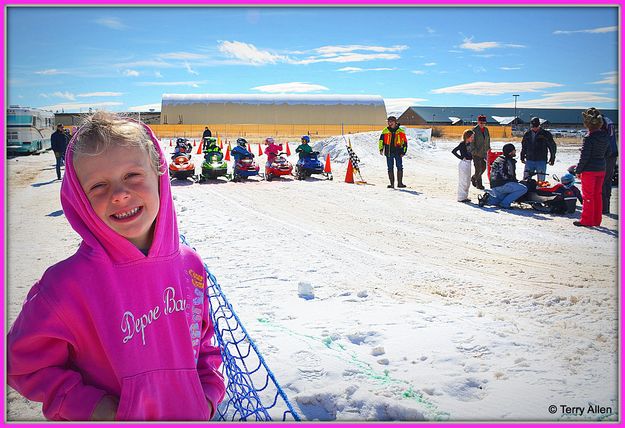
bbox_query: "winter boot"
[397,170,406,188]
[387,170,394,188]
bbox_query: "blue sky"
[7,6,619,116]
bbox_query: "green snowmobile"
[199,137,228,181]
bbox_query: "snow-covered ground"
[6,130,619,421]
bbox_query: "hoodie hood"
[61,121,179,264]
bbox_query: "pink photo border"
[1,1,622,426]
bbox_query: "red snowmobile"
[265,152,293,181]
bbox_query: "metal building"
[160,94,387,125]
[398,106,619,128]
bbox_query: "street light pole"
[513,94,519,125]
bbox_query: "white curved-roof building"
[160,94,387,125]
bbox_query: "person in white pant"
[451,129,475,202]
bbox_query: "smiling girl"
[8,112,225,421]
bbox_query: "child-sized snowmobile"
[232,155,260,182]
[231,138,261,182]
[199,138,228,182]
[169,153,196,181]
[294,151,332,180]
[265,152,293,181]
[516,172,582,214]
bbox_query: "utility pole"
[513,94,519,125]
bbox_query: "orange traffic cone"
[170,139,173,147]
[324,153,332,173]
[285,142,291,156]
[219,140,223,150]
[258,143,263,156]
[225,144,231,161]
[345,159,354,183]
[196,141,203,155]
[193,139,196,147]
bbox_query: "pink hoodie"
[264,142,283,163]
[7,122,225,421]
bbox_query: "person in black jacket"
[574,108,610,227]
[478,143,527,208]
[50,124,69,180]
[520,117,557,181]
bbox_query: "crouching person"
[478,143,527,209]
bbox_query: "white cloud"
[500,67,521,71]
[383,97,428,116]
[124,69,140,77]
[218,40,287,65]
[314,44,408,56]
[51,91,76,101]
[554,26,617,35]
[155,71,163,78]
[215,41,407,66]
[78,92,123,97]
[38,101,124,112]
[424,62,436,66]
[432,81,563,96]
[459,37,525,52]
[158,52,207,60]
[34,69,68,75]
[591,71,617,85]
[426,27,435,34]
[94,17,127,30]
[251,82,329,93]
[412,70,425,75]
[337,67,395,73]
[138,81,206,88]
[39,93,48,98]
[297,53,401,65]
[492,91,616,109]
[115,60,173,68]
[184,62,199,75]
[127,103,161,112]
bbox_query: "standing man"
[601,115,617,214]
[520,117,557,181]
[379,116,408,188]
[51,123,69,180]
[470,114,490,190]
[202,126,212,139]
[201,127,213,151]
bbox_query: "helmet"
[477,114,487,123]
[567,165,577,175]
[301,135,310,143]
[236,138,248,147]
[264,137,275,144]
[176,137,187,145]
[560,173,575,186]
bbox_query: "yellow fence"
[147,124,513,140]
[148,124,381,140]
[428,125,514,138]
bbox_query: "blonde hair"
[462,129,474,142]
[72,111,163,175]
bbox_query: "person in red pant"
[574,108,610,227]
